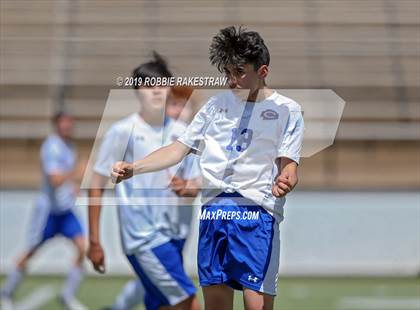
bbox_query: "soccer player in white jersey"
[104,85,201,310]
[0,113,87,310]
[87,53,201,310]
[111,26,305,310]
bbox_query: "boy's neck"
[57,133,72,143]
[139,110,165,127]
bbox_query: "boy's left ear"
[258,65,269,79]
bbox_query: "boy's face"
[56,115,74,139]
[224,63,267,93]
[136,86,169,113]
[166,95,188,120]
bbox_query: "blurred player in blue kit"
[0,113,87,310]
[87,53,201,310]
[111,26,305,310]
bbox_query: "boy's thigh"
[243,288,275,310]
[202,284,234,310]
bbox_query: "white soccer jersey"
[40,134,77,214]
[94,113,200,253]
[178,90,304,218]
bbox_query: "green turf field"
[2,276,419,310]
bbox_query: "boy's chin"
[230,88,250,100]
[144,100,166,110]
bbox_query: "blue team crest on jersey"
[260,109,278,120]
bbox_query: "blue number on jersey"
[226,128,253,152]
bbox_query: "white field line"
[14,285,57,310]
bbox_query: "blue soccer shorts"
[28,204,84,250]
[126,239,196,310]
[198,192,280,296]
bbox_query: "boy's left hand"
[272,171,297,198]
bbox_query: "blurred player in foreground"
[87,53,201,310]
[104,85,201,310]
[111,26,305,310]
[0,113,87,310]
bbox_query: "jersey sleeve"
[41,139,66,175]
[93,125,129,177]
[177,97,216,154]
[277,105,305,164]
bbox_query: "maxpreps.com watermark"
[116,76,228,87]
[199,209,260,221]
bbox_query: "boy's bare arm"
[272,157,299,198]
[111,141,191,184]
[87,172,108,273]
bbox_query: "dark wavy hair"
[209,26,270,73]
[132,51,173,88]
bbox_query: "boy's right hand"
[111,161,134,184]
[87,242,106,274]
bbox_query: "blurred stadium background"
[0,0,419,309]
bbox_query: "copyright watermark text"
[116,76,228,87]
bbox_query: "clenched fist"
[272,170,298,198]
[111,161,134,184]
